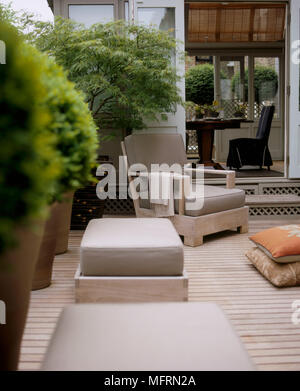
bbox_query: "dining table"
[186,118,253,170]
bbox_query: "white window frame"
[60,0,119,20]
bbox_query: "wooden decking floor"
[20,217,300,371]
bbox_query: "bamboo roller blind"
[188,3,286,43]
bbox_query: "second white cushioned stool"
[75,218,188,302]
[42,303,255,371]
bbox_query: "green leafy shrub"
[231,66,278,102]
[0,23,60,255]
[33,49,99,199]
[186,64,225,105]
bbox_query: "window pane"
[254,57,280,119]
[124,1,129,22]
[220,59,248,119]
[137,7,176,114]
[137,7,175,37]
[69,5,114,27]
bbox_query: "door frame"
[129,0,186,142]
[214,53,285,164]
[287,0,300,178]
[184,1,289,180]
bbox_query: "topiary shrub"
[185,64,225,105]
[0,23,60,255]
[34,49,99,200]
[231,66,278,102]
[0,22,97,255]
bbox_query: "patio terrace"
[20,215,300,371]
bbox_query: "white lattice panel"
[259,183,300,195]
[249,206,300,216]
[236,185,259,195]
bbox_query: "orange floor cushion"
[250,225,300,263]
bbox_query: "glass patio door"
[289,0,300,178]
[131,0,185,141]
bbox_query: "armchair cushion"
[140,185,245,217]
[176,185,245,217]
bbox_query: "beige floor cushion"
[80,218,184,276]
[42,303,255,371]
[246,247,300,287]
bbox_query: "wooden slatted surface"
[20,217,300,371]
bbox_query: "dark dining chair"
[226,105,275,170]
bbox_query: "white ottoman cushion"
[80,218,184,276]
[42,303,255,371]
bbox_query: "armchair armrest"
[128,171,189,216]
[184,168,236,189]
[128,171,186,181]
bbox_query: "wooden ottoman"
[75,218,188,302]
[42,303,255,371]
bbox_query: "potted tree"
[0,23,60,371]
[50,65,98,255]
[32,50,98,288]
[1,4,99,253]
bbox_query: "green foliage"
[185,64,225,105]
[33,49,99,198]
[29,17,183,134]
[231,66,278,102]
[0,2,40,37]
[0,2,15,21]
[0,23,59,255]
[184,101,197,120]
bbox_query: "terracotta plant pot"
[55,192,74,255]
[32,204,59,290]
[0,222,44,371]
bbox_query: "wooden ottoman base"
[75,267,188,303]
